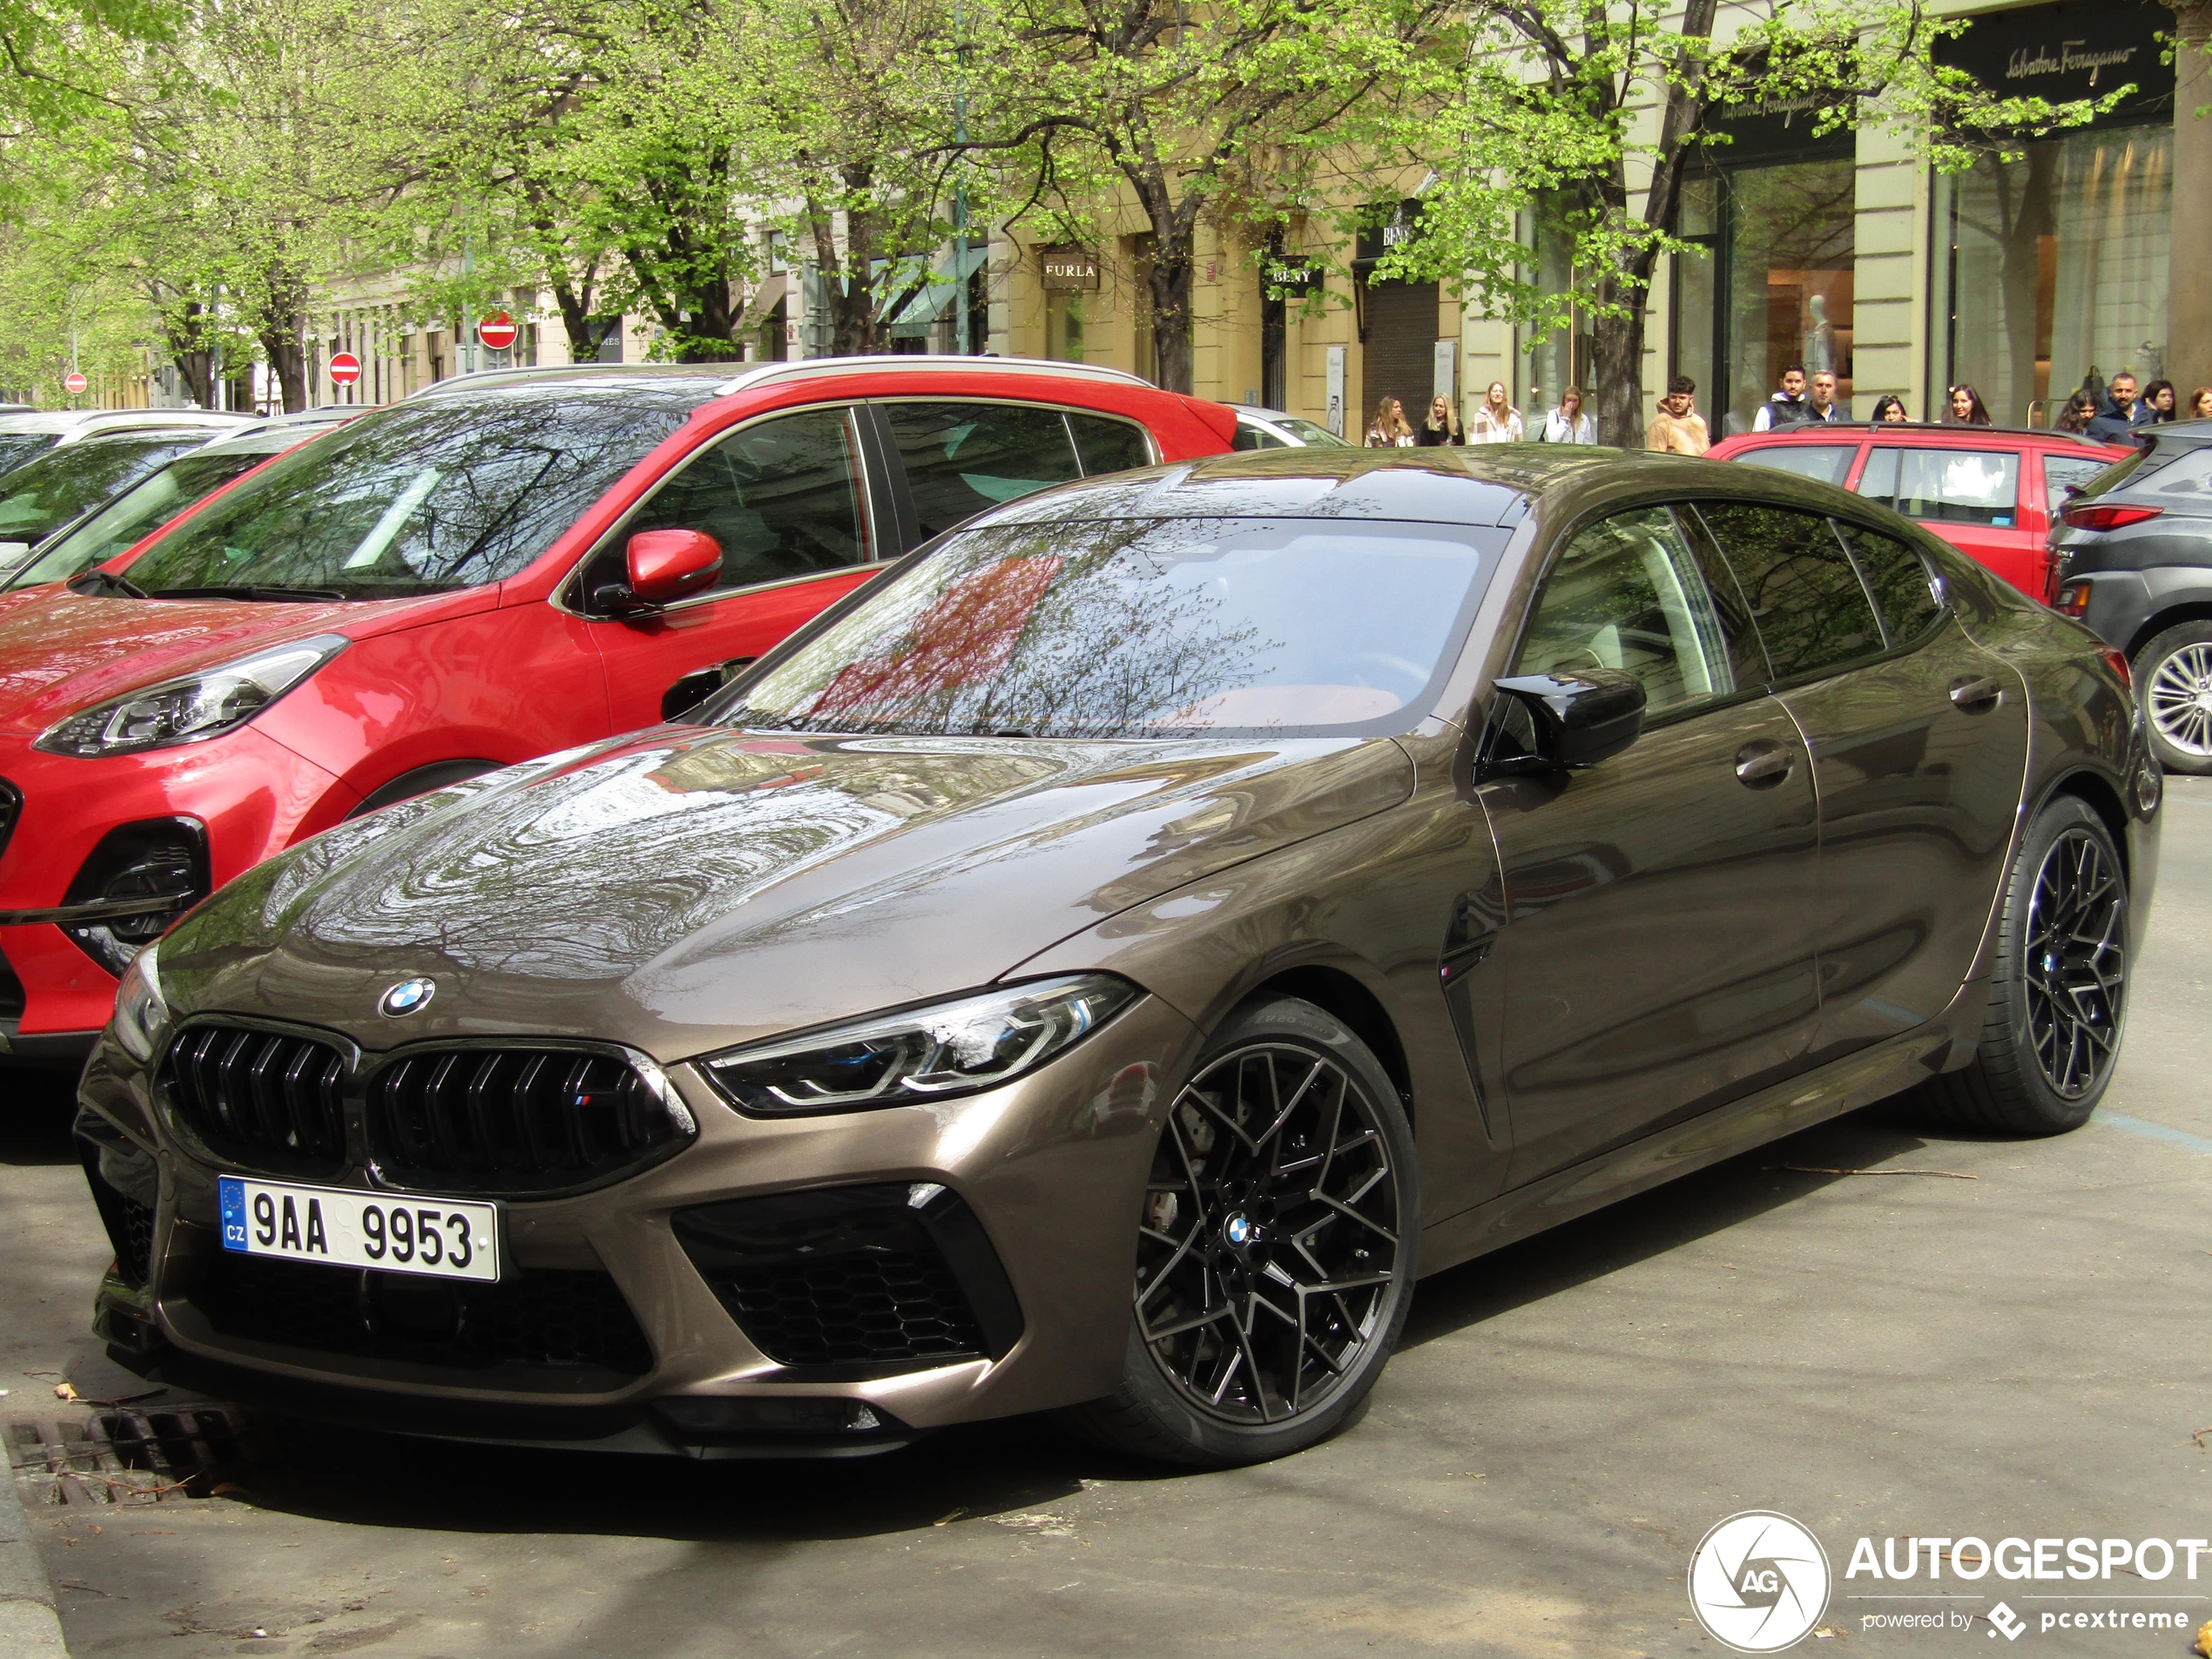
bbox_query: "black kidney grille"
[366,1049,685,1195]
[192,1251,653,1377]
[166,1026,347,1172]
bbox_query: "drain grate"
[5,1406,258,1507]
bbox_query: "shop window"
[1940,126,2171,427]
[1721,158,1854,435]
[1046,290,1086,362]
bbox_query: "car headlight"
[699,975,1137,1115]
[111,938,169,1063]
[36,634,349,757]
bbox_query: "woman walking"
[2141,381,2179,424]
[1945,384,1993,426]
[1869,395,1909,423]
[1469,381,1524,443]
[2192,388,2212,421]
[1417,394,1462,445]
[2053,390,2097,434]
[1365,396,1413,448]
[1542,387,1596,443]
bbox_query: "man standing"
[2087,374,2144,442]
[1752,364,1810,430]
[1647,377,1710,455]
[1805,371,1851,423]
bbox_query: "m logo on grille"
[379,977,436,1017]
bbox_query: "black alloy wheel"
[2021,825,2128,1101]
[1917,795,2130,1136]
[1062,996,1417,1467]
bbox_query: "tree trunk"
[260,321,309,414]
[2167,0,2212,395]
[163,300,215,408]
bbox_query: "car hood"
[162,726,1416,1061]
[0,586,496,735]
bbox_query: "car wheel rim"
[2024,828,2128,1101]
[2147,643,2212,758]
[1135,1042,1401,1426]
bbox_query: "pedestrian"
[2140,380,2179,424]
[1469,381,1524,443]
[1805,370,1851,423]
[1542,386,1597,443]
[1365,396,1413,448]
[1751,363,1810,430]
[1646,375,1709,455]
[1945,383,1993,426]
[2053,389,2098,434]
[2085,374,2141,442]
[2193,388,2212,421]
[1869,395,1909,423]
[1417,393,1463,446]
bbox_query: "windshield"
[711,516,1502,739]
[120,389,713,599]
[6,451,263,589]
[0,435,204,545]
[0,434,60,478]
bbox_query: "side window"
[2041,453,2110,517]
[1512,506,1739,717]
[1736,443,1859,488]
[885,402,1085,538]
[1857,446,2020,527]
[1696,502,1883,680]
[1832,521,1943,644]
[614,407,869,598]
[1231,422,1284,452]
[1069,412,1157,473]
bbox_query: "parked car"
[0,428,245,581]
[73,448,2155,1467]
[1707,421,2128,600]
[2047,417,2212,774]
[1229,404,1351,449]
[0,357,1236,1061]
[4,408,358,592]
[0,408,250,482]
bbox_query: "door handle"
[1734,740,1795,788]
[1949,676,2004,713]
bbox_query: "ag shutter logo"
[1689,1511,1833,1653]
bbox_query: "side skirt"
[1418,1022,1956,1279]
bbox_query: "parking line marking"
[2096,1111,2212,1157]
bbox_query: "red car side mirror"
[627,529,723,606]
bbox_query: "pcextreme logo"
[1688,1511,1833,1652]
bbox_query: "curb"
[0,1463,69,1657]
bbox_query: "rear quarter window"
[1735,443,1860,488]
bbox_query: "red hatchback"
[1707,422,2129,600]
[0,358,1236,1060]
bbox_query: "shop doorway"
[1362,279,1439,435]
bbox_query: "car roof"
[194,409,359,456]
[1722,421,2120,448]
[0,408,253,437]
[405,354,1157,402]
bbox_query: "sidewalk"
[0,1464,67,1657]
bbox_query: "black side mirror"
[1484,669,1646,774]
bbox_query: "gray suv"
[2050,418,2212,773]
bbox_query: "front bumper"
[0,725,353,1042]
[78,993,1201,1452]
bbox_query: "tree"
[1371,0,2120,442]
[988,0,1440,393]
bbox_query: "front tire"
[1919,795,2130,1135]
[2134,620,2212,777]
[1060,995,1418,1467]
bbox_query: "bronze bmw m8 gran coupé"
[74,448,2158,1467]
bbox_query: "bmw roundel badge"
[379,976,436,1017]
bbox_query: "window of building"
[1046,290,1085,362]
[1938,125,2171,427]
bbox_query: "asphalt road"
[6,775,2209,1658]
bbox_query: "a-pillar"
[2169,0,2212,394]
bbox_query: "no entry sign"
[328,352,362,387]
[477,312,517,352]
[63,371,87,395]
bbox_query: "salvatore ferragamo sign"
[1938,0,2173,127]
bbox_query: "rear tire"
[1918,795,2129,1136]
[1059,996,1418,1467]
[2134,620,2212,777]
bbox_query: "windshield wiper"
[65,570,149,599]
[148,584,350,603]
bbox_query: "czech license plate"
[217,1176,500,1282]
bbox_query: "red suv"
[0,358,1235,1060]
[1708,422,2129,599]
